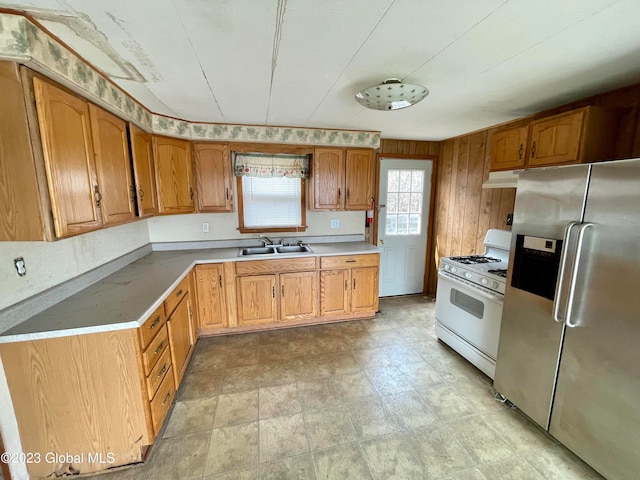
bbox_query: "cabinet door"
[167,293,194,387]
[130,124,159,216]
[351,267,379,313]
[154,136,194,214]
[490,126,528,171]
[320,269,351,316]
[194,143,233,212]
[313,147,345,210]
[280,271,318,321]
[33,77,101,237]
[0,63,49,241]
[529,110,585,166]
[345,149,373,210]
[195,264,228,330]
[89,105,136,225]
[236,275,277,326]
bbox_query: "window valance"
[233,152,310,178]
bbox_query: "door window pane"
[385,169,425,236]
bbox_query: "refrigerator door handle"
[552,221,581,324]
[564,223,593,328]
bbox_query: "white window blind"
[242,176,302,228]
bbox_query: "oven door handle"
[437,271,503,304]
[552,221,581,324]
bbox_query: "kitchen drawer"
[146,345,171,401]
[142,324,168,375]
[139,304,167,350]
[320,254,379,269]
[164,275,189,316]
[149,365,175,436]
[235,257,317,276]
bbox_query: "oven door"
[435,271,504,359]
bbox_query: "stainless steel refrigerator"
[494,158,640,480]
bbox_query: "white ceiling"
[3,0,640,140]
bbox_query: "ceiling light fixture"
[355,78,429,111]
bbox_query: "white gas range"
[435,229,512,379]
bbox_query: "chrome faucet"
[259,235,275,246]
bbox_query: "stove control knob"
[465,272,472,279]
[451,267,457,273]
[481,277,488,285]
[444,264,450,271]
[492,281,499,289]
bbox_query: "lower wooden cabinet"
[280,270,318,321]
[235,257,319,326]
[320,254,379,317]
[0,330,152,478]
[195,263,229,331]
[236,274,278,326]
[164,274,196,388]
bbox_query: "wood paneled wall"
[378,139,440,156]
[427,132,515,294]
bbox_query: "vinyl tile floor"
[84,296,604,480]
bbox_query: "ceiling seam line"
[266,0,287,124]
[172,0,225,120]
[404,0,512,79]
[303,0,398,125]
[435,0,623,97]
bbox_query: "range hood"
[482,170,520,189]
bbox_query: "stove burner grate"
[450,255,501,265]
[488,269,508,278]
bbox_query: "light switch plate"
[330,219,340,229]
[202,222,210,233]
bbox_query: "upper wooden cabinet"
[130,124,159,217]
[153,136,195,214]
[528,107,618,167]
[194,142,234,212]
[312,147,344,210]
[0,62,53,241]
[489,126,528,171]
[345,149,374,210]
[33,77,102,238]
[311,147,373,211]
[490,106,620,171]
[88,104,136,226]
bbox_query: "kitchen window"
[234,152,309,233]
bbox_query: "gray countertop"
[0,242,379,343]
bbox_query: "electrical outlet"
[202,222,210,233]
[506,213,513,226]
[14,257,26,277]
[330,218,340,229]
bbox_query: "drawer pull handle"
[281,285,285,297]
[531,141,537,158]
[344,279,348,291]
[353,279,357,289]
[176,289,183,297]
[218,275,223,288]
[346,259,356,263]
[154,342,164,355]
[157,364,167,379]
[162,390,172,406]
[150,316,161,329]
